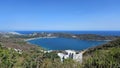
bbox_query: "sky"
[0,0,120,31]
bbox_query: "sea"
[16,31,120,50]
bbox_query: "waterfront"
[28,37,107,50]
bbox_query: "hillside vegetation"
[0,43,82,68]
[83,38,120,68]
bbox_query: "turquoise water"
[28,38,107,50]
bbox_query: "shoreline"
[25,36,112,42]
[24,36,111,52]
[24,36,57,41]
[88,39,113,42]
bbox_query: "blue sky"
[0,0,120,31]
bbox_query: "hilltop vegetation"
[0,43,82,68]
[83,47,120,68]
[83,38,120,68]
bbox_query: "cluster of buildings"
[57,50,84,63]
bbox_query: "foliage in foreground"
[0,43,82,68]
[83,38,120,68]
[83,47,120,68]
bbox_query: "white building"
[58,53,69,62]
[57,50,84,63]
[65,50,76,56]
[73,52,83,63]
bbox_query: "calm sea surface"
[17,31,120,50]
[28,38,106,50]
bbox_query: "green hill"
[83,38,120,68]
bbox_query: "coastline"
[24,36,111,51]
[24,36,57,41]
[88,40,112,41]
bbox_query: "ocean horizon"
[16,31,120,36]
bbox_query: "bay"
[28,38,107,50]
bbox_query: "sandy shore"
[24,36,57,41]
